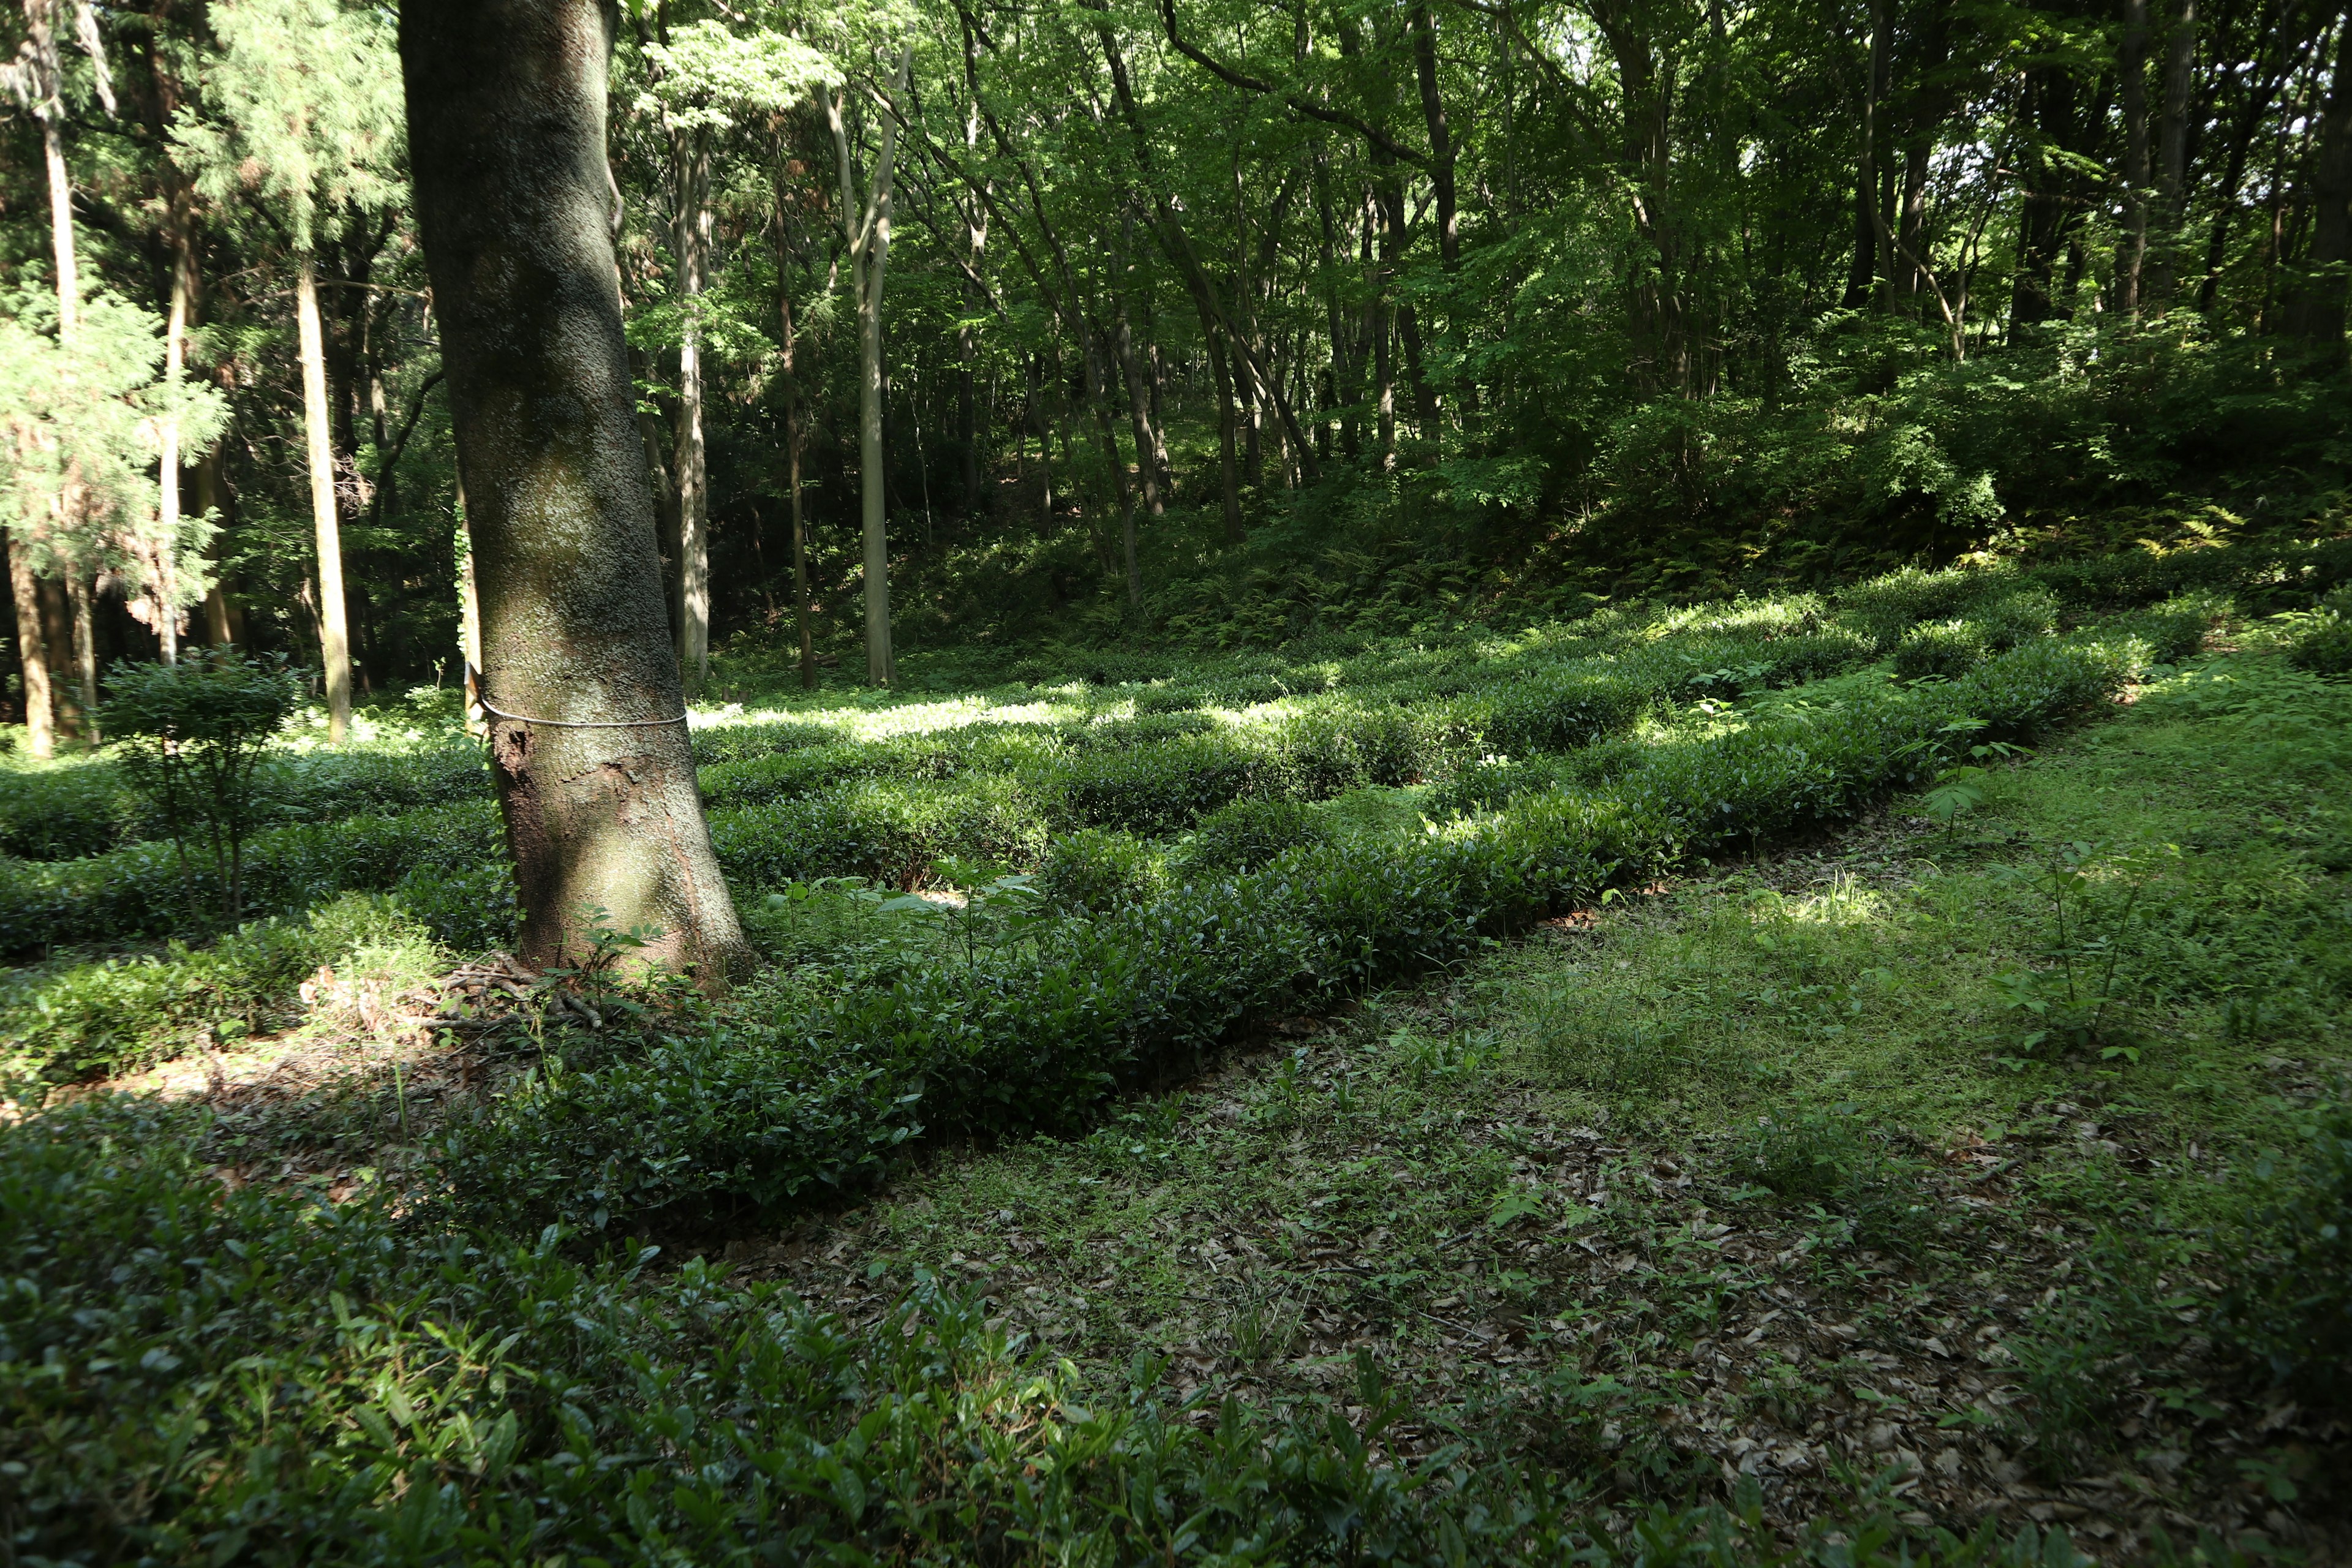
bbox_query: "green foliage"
[2284,598,2352,677]
[0,893,441,1084]
[1893,619,1991,681]
[2217,1102,2352,1406]
[99,648,306,922]
[1035,827,1164,914]
[0,1095,2114,1565]
[0,799,500,956]
[451,630,2161,1236]
[1180,796,1333,874]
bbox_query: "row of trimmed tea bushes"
[0,714,846,867]
[1,1095,2108,1567]
[0,595,2207,962]
[0,742,494,863]
[0,895,450,1084]
[0,801,503,957]
[435,631,2157,1235]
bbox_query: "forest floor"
[83,647,2352,1559]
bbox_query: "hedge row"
[2,1093,2108,1566]
[0,801,501,957]
[435,629,2162,1235]
[0,742,492,863]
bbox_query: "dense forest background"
[4,0,2348,714]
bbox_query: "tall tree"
[829,43,911,687]
[173,0,402,742]
[401,0,750,981]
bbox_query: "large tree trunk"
[295,256,352,741]
[672,129,712,693]
[6,537,53,759]
[401,0,750,982]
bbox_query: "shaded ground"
[716,657,2350,1558]
[75,649,2352,1559]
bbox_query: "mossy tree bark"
[401,0,749,982]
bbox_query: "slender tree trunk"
[66,571,96,740]
[1206,328,1244,540]
[40,119,76,337]
[401,0,750,981]
[156,222,195,665]
[197,451,235,646]
[2120,0,2152,314]
[295,256,352,741]
[832,53,910,688]
[6,537,53,759]
[672,128,712,693]
[778,257,817,692]
[2285,21,2352,352]
[1112,288,1163,518]
[2147,0,2199,304]
[456,475,484,735]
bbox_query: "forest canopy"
[1,0,2347,718]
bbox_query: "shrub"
[1181,797,1332,873]
[2286,608,2352,677]
[710,775,1048,891]
[453,630,2154,1237]
[1972,587,2062,650]
[392,858,517,953]
[1042,729,1275,835]
[689,716,844,764]
[0,800,502,957]
[97,649,306,924]
[1482,666,1651,755]
[1836,564,2012,648]
[1035,827,1164,913]
[1894,620,1990,680]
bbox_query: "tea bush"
[0,800,501,956]
[1035,827,1164,913]
[448,632,2162,1235]
[1181,797,1333,873]
[1894,620,1991,681]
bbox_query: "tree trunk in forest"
[197,452,235,646]
[401,0,750,982]
[831,51,910,688]
[156,219,196,665]
[1206,329,1245,540]
[2146,0,2199,306]
[2119,0,2152,314]
[1112,291,1163,519]
[672,130,713,693]
[295,255,352,741]
[6,538,53,759]
[456,477,483,735]
[65,571,96,741]
[778,257,817,692]
[2284,21,2352,352]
